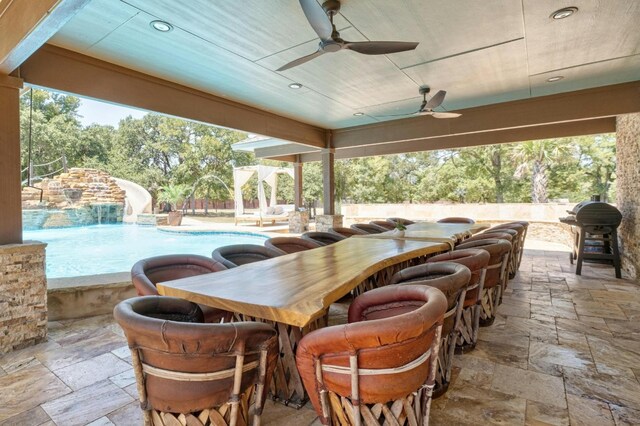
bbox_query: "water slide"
[114,178,153,223]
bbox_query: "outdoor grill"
[560,200,622,278]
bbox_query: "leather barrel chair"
[212,244,282,268]
[350,223,385,234]
[369,220,395,230]
[131,255,231,323]
[329,227,367,238]
[462,231,515,285]
[386,217,416,226]
[426,249,490,353]
[455,239,511,326]
[301,231,346,246]
[437,217,475,224]
[264,236,321,254]
[114,296,278,426]
[296,285,447,426]
[489,222,527,274]
[389,262,471,398]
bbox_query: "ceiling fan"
[277,0,419,71]
[379,86,462,119]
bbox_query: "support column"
[294,157,303,210]
[616,113,640,279]
[317,145,343,232]
[0,74,23,244]
[289,157,309,233]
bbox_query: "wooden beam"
[333,81,640,149]
[297,117,616,162]
[0,74,24,244]
[322,148,335,215]
[0,0,90,73]
[294,159,303,210]
[254,143,319,158]
[19,44,327,148]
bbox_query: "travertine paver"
[0,245,639,425]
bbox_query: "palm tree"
[512,139,573,203]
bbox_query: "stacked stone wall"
[0,242,47,354]
[616,113,640,279]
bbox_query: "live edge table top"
[157,238,448,328]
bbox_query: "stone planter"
[167,211,183,226]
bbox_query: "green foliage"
[157,184,190,211]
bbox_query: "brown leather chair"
[426,249,490,353]
[131,255,231,323]
[386,217,416,226]
[489,223,527,275]
[369,220,395,230]
[437,217,475,224]
[296,285,447,426]
[350,223,385,234]
[389,262,471,398]
[455,239,511,326]
[301,231,345,246]
[264,236,321,254]
[114,296,278,426]
[329,226,366,238]
[211,244,282,268]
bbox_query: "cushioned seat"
[131,255,231,323]
[296,285,447,426]
[437,217,475,224]
[212,244,282,268]
[389,262,471,398]
[329,226,366,238]
[114,296,278,426]
[301,231,345,246]
[369,220,395,230]
[455,239,511,326]
[426,249,490,353]
[264,236,321,254]
[386,217,416,226]
[350,223,386,234]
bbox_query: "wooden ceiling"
[47,0,640,130]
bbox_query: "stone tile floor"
[1,246,640,425]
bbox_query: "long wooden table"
[157,237,448,406]
[354,221,489,248]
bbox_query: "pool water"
[23,225,268,278]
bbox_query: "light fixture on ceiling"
[288,83,303,89]
[353,112,364,116]
[150,20,173,32]
[550,7,578,19]
[546,76,564,82]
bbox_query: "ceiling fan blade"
[431,111,462,119]
[425,90,446,109]
[277,49,325,71]
[299,0,333,40]
[344,41,419,55]
[376,110,421,118]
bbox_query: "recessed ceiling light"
[150,20,173,32]
[288,83,303,89]
[353,112,364,116]
[546,76,564,82]
[550,7,578,20]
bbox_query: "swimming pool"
[24,225,268,278]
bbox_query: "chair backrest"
[350,223,385,234]
[426,249,490,289]
[212,244,282,268]
[264,236,320,254]
[463,231,513,244]
[455,239,511,289]
[301,231,345,246]
[329,226,366,238]
[387,217,416,226]
[296,285,447,424]
[437,217,475,224]
[369,220,395,230]
[114,296,278,416]
[131,254,228,296]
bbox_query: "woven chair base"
[147,389,254,426]
[327,388,427,426]
[455,305,478,354]
[479,286,500,327]
[433,331,454,399]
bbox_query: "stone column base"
[316,214,344,232]
[289,211,309,233]
[0,241,48,354]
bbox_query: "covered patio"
[1,1,640,425]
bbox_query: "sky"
[77,97,147,127]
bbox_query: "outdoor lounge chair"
[301,231,345,246]
[264,236,321,254]
[212,244,282,268]
[296,285,447,426]
[114,296,278,426]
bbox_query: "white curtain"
[233,165,295,216]
[232,167,256,215]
